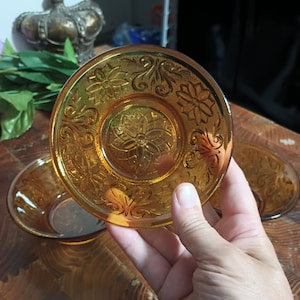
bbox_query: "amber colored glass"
[7,156,105,244]
[49,44,233,228]
[210,141,300,220]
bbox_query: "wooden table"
[1,98,300,299]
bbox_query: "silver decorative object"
[15,0,105,64]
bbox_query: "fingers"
[219,158,261,219]
[106,223,173,292]
[137,227,186,265]
[171,183,226,259]
[215,158,267,243]
[202,201,220,226]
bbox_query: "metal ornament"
[15,0,105,64]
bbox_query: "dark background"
[176,0,300,133]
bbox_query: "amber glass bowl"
[210,141,300,220]
[7,156,106,244]
[49,44,233,228]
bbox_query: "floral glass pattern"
[7,156,106,243]
[50,44,233,228]
[210,141,300,220]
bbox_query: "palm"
[107,224,195,298]
[107,202,262,299]
[107,160,292,299]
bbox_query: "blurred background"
[176,0,300,133]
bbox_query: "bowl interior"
[49,44,233,228]
[210,141,300,220]
[7,156,105,242]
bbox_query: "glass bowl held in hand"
[49,44,233,228]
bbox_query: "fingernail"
[174,183,200,208]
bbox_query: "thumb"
[172,183,226,258]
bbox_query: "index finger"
[219,158,261,220]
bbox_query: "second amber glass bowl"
[49,44,233,228]
[7,156,106,243]
[210,141,300,220]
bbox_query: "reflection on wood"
[0,232,157,300]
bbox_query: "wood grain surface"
[230,102,300,300]
[0,96,299,298]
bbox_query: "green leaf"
[64,38,78,64]
[34,100,55,111]
[34,88,60,111]
[0,39,80,140]
[2,39,16,56]
[0,90,33,111]
[0,75,18,90]
[18,70,55,84]
[19,51,79,76]
[46,82,64,92]
[0,105,35,140]
[0,91,34,140]
[0,60,19,70]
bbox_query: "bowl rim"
[7,155,106,241]
[49,44,234,228]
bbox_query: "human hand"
[107,159,293,299]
